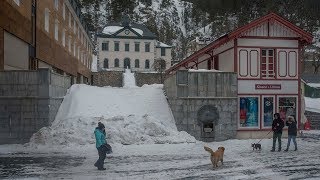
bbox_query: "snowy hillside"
[29,72,195,147]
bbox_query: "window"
[135,43,140,52]
[114,59,119,67]
[62,3,65,19]
[54,19,59,41]
[73,41,76,56]
[263,97,274,127]
[114,42,119,51]
[125,43,130,51]
[161,48,166,56]
[261,49,275,78]
[145,59,150,69]
[54,0,59,10]
[104,58,109,68]
[145,43,150,52]
[73,20,76,33]
[102,42,109,51]
[68,36,71,52]
[44,8,50,32]
[239,97,259,128]
[68,12,71,28]
[135,59,139,68]
[278,97,296,121]
[62,29,65,46]
[78,46,80,59]
[13,0,20,6]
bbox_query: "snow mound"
[29,84,195,147]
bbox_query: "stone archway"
[124,58,131,69]
[197,105,219,141]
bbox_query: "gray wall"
[0,68,71,144]
[135,72,164,87]
[164,70,238,141]
[92,71,124,87]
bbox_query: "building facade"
[166,13,313,140]
[0,0,93,83]
[97,17,172,72]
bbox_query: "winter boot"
[294,147,297,151]
[284,149,288,152]
[270,148,275,152]
[278,148,281,152]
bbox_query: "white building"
[97,17,172,72]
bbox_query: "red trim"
[237,77,298,80]
[214,55,219,70]
[297,43,301,130]
[259,95,262,129]
[288,51,297,77]
[239,49,248,77]
[240,36,300,40]
[239,93,299,96]
[249,50,259,77]
[278,50,288,77]
[234,39,237,72]
[238,46,298,49]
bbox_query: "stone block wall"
[135,72,164,87]
[92,71,124,87]
[0,68,71,144]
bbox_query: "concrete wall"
[164,70,238,141]
[135,72,164,87]
[92,71,124,87]
[0,68,71,144]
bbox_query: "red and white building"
[166,13,313,138]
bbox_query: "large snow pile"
[29,83,195,147]
[123,69,136,88]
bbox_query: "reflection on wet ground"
[0,153,85,179]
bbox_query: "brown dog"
[204,146,225,168]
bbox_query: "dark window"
[161,48,166,56]
[114,42,119,51]
[145,59,150,69]
[135,43,140,52]
[102,42,108,51]
[125,43,130,51]
[104,58,109,68]
[135,59,139,68]
[114,58,119,67]
[145,43,150,52]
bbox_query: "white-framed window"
[44,8,50,32]
[62,29,66,46]
[54,0,59,10]
[239,96,260,129]
[13,0,20,6]
[73,20,76,33]
[54,19,59,41]
[261,49,275,78]
[73,41,76,56]
[68,36,71,52]
[62,2,65,20]
[68,12,71,28]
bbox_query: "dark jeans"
[272,132,282,150]
[95,145,107,169]
[286,135,297,150]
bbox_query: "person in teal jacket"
[94,122,107,170]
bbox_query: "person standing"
[284,116,298,151]
[271,113,284,152]
[94,122,107,170]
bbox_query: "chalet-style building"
[96,17,172,72]
[165,13,313,139]
[0,0,93,83]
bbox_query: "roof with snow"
[97,16,157,40]
[302,74,320,88]
[165,12,313,75]
[156,41,172,48]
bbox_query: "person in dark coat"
[94,122,107,170]
[284,116,298,151]
[271,113,284,152]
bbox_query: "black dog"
[252,143,261,151]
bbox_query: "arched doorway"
[124,58,131,69]
[197,105,219,141]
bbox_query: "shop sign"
[255,84,281,90]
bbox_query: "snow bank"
[29,84,195,147]
[305,97,320,113]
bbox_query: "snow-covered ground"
[1,71,320,179]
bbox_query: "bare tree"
[153,58,167,83]
[304,45,320,74]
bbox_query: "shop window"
[261,49,275,78]
[263,97,274,127]
[239,97,259,127]
[114,58,119,67]
[278,97,296,121]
